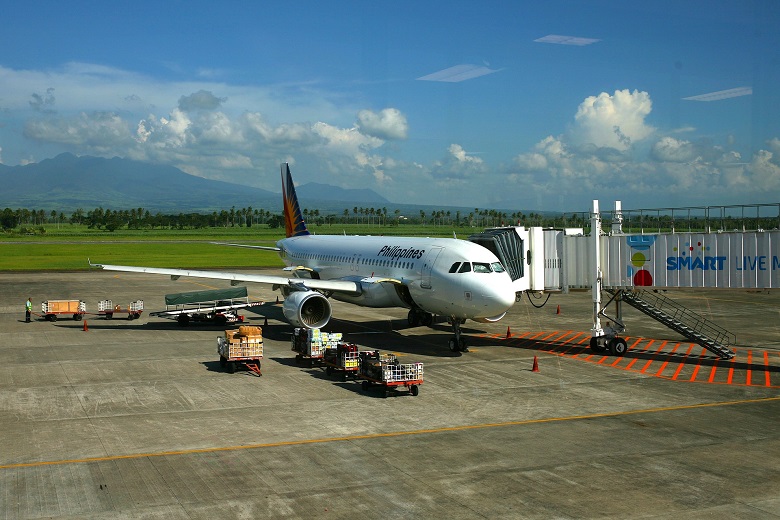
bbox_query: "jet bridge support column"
[589,200,628,356]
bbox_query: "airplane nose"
[496,284,517,309]
[483,280,516,313]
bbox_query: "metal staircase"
[608,289,736,359]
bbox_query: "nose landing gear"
[448,317,468,352]
[407,308,468,352]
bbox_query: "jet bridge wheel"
[609,337,628,356]
[589,337,607,354]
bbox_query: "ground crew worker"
[25,297,32,322]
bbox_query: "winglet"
[281,163,310,238]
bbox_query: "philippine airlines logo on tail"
[282,163,310,238]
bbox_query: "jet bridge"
[472,201,779,359]
[468,226,545,295]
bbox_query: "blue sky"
[1,0,779,212]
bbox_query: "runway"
[1,270,779,519]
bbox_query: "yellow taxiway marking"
[2,395,779,471]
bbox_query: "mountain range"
[0,153,389,213]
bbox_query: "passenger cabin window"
[458,262,471,273]
[449,262,461,273]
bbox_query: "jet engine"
[282,290,332,329]
[472,312,506,323]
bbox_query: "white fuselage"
[277,234,516,320]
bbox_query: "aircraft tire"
[407,309,418,327]
[448,338,458,352]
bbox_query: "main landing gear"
[407,308,433,327]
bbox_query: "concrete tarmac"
[1,270,779,519]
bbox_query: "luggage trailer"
[97,299,144,320]
[40,300,86,322]
[357,350,423,398]
[217,326,263,376]
[321,342,360,381]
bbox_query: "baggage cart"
[217,326,263,376]
[322,342,360,381]
[41,300,86,321]
[98,299,144,320]
[291,328,342,366]
[357,350,423,397]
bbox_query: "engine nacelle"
[282,290,332,329]
[472,312,506,324]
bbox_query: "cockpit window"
[458,262,472,273]
[449,262,461,273]
[491,262,506,273]
[473,262,492,273]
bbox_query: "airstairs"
[608,289,736,359]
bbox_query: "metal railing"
[577,203,780,234]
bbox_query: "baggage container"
[291,328,342,365]
[41,300,86,321]
[322,342,360,380]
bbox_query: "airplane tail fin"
[281,163,310,238]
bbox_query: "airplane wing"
[89,262,361,294]
[211,242,281,252]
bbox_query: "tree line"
[5,204,773,233]
[1,205,589,232]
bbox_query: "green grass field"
[0,223,467,271]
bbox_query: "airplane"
[91,164,517,352]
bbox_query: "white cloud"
[651,136,696,163]
[746,150,780,191]
[178,90,226,111]
[3,60,780,209]
[356,108,408,140]
[24,111,134,149]
[569,89,654,151]
[429,144,486,180]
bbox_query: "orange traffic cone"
[556,305,561,314]
[506,326,512,339]
[531,356,539,372]
[275,296,279,304]
[83,320,89,332]
[263,317,268,327]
